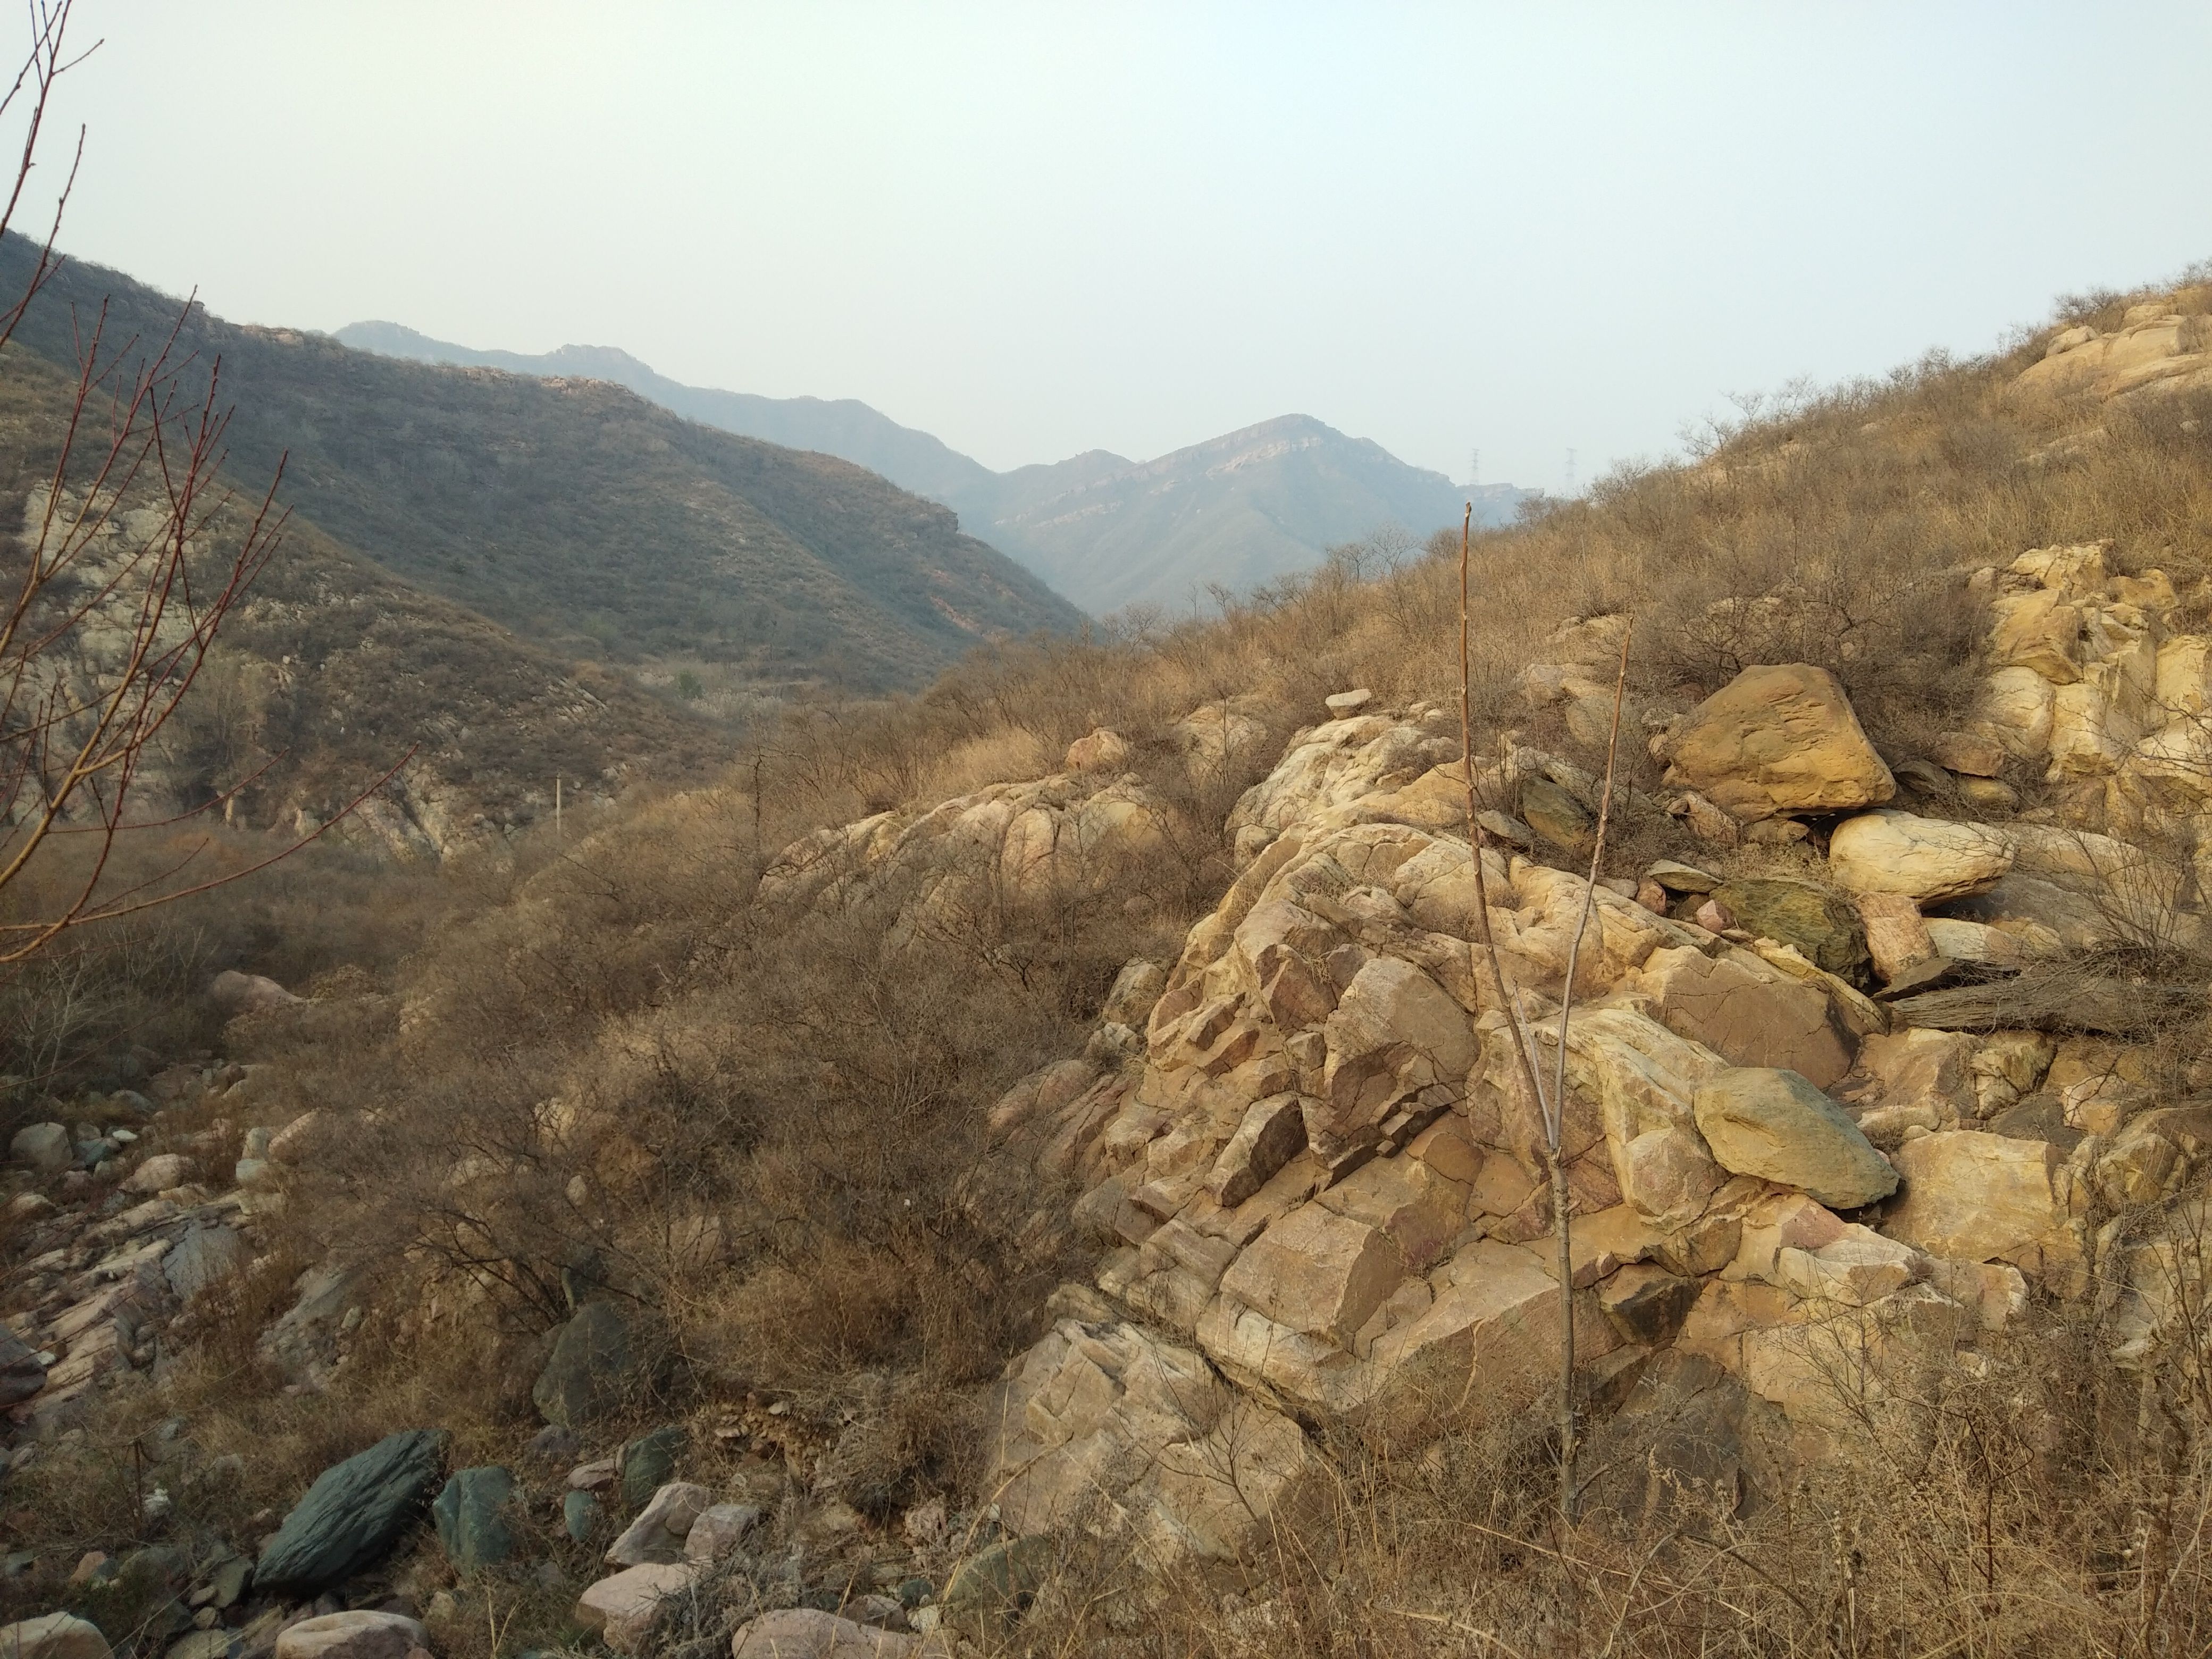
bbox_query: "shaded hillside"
[0,344,722,854]
[0,237,1082,693]
[339,321,1535,614]
[339,321,998,505]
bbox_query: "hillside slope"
[0,237,1082,694]
[337,320,999,505]
[0,346,720,854]
[338,321,1535,614]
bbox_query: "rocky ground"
[7,517,2212,1655]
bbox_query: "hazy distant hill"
[338,322,1534,614]
[0,236,1083,698]
[974,416,1531,616]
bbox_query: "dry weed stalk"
[0,0,398,965]
[1456,503,1632,1522]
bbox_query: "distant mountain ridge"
[337,322,1536,614]
[334,321,999,506]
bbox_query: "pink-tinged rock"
[210,970,304,1017]
[273,1613,428,1659]
[576,1562,700,1654]
[121,1154,192,1195]
[0,1613,111,1659]
[729,1609,923,1658]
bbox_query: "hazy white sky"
[23,3,2212,487]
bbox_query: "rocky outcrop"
[2016,299,2212,401]
[949,667,2147,1569]
[982,1315,1319,1576]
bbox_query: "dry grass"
[7,275,2212,1655]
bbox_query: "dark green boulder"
[1713,877,1871,984]
[432,1465,518,1572]
[254,1429,450,1594]
[620,1425,688,1508]
[562,1489,601,1542]
[531,1302,642,1427]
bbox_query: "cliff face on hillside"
[757,565,2212,1572]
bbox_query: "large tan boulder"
[1692,1068,1898,1208]
[1199,1235,1619,1438]
[1988,589,2082,683]
[1828,810,2013,903]
[1063,727,1133,773]
[1883,1131,2080,1277]
[1975,667,2057,761]
[1554,1005,1730,1230]
[1662,664,1895,823]
[983,1317,1318,1573]
[1219,1204,1406,1344]
[1635,946,1853,1088]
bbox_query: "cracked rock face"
[765,640,2211,1572]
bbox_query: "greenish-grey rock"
[202,1555,251,1611]
[71,1549,189,1646]
[619,1426,687,1509]
[253,1429,450,1594]
[1692,1067,1899,1209]
[431,1465,518,1572]
[943,1536,1055,1637]
[562,1489,600,1543]
[1520,776,1594,850]
[1713,877,1871,985]
[531,1302,640,1428]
